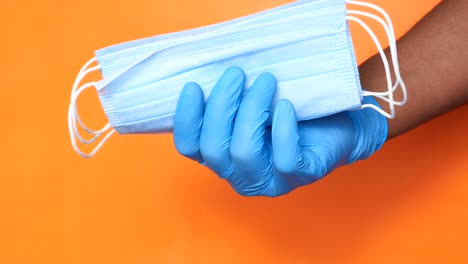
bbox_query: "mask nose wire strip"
[346,0,407,106]
[346,16,395,119]
[68,57,115,158]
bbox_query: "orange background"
[1,0,467,263]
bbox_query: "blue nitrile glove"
[173,67,387,197]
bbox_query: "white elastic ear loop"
[347,10,405,106]
[346,0,407,106]
[72,66,112,144]
[72,58,111,140]
[68,58,115,158]
[68,82,116,158]
[347,16,395,119]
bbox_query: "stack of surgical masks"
[69,0,407,158]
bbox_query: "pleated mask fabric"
[69,0,407,158]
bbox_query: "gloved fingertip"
[211,66,246,101]
[176,82,204,117]
[273,99,296,124]
[257,72,277,87]
[174,82,205,161]
[250,72,277,100]
[223,66,246,84]
[181,82,204,99]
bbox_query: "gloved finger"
[230,73,277,187]
[272,99,301,176]
[199,67,245,178]
[173,82,205,162]
[272,100,323,185]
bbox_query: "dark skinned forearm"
[359,0,468,138]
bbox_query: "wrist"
[347,96,388,164]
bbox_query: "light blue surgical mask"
[69,0,407,158]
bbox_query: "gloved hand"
[173,67,387,197]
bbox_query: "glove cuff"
[347,96,388,164]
